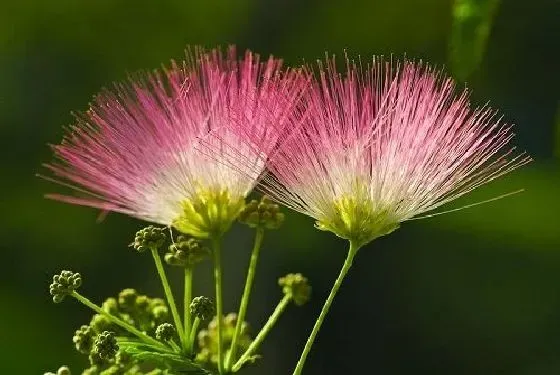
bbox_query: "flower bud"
[155,323,175,342]
[164,236,209,267]
[94,331,119,360]
[131,225,166,252]
[279,273,311,306]
[190,296,214,321]
[238,197,285,230]
[49,270,82,303]
[117,288,138,312]
[73,325,94,354]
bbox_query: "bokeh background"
[1,0,559,374]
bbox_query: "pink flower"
[254,57,531,247]
[44,46,307,238]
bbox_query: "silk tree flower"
[256,57,531,249]
[43,47,306,239]
[234,56,531,375]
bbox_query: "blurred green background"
[1,0,559,374]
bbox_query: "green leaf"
[121,346,213,375]
[117,337,176,354]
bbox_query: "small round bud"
[89,314,113,334]
[135,295,150,310]
[279,273,311,306]
[118,288,138,311]
[102,297,119,315]
[165,236,210,267]
[151,305,169,322]
[94,331,119,360]
[49,270,82,303]
[131,225,166,252]
[73,325,94,354]
[155,323,175,342]
[190,296,214,320]
[238,196,284,230]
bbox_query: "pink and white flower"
[252,57,531,247]
[44,47,307,238]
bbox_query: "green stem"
[291,241,361,375]
[71,291,166,350]
[232,294,292,372]
[226,227,265,370]
[184,266,193,350]
[150,247,186,348]
[188,317,201,351]
[212,237,225,374]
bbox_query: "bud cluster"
[49,270,82,303]
[66,289,171,374]
[94,331,119,360]
[190,296,215,321]
[131,226,166,253]
[164,236,210,267]
[238,197,284,230]
[279,273,312,306]
[155,323,176,342]
[73,325,94,354]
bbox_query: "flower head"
[44,46,307,238]
[253,56,530,248]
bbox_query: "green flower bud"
[117,288,138,312]
[101,298,119,315]
[151,305,169,322]
[94,331,119,360]
[238,196,285,230]
[49,270,82,303]
[155,323,175,342]
[135,295,150,311]
[190,296,214,321]
[73,325,94,354]
[90,314,113,334]
[279,273,312,306]
[164,236,210,267]
[131,226,166,253]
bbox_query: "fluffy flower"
[44,46,306,238]
[253,57,531,247]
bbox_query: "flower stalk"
[291,240,360,375]
[232,293,291,372]
[150,247,186,349]
[184,266,193,349]
[226,227,265,370]
[188,316,201,352]
[211,237,225,374]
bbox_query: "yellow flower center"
[315,195,400,248]
[172,188,245,239]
